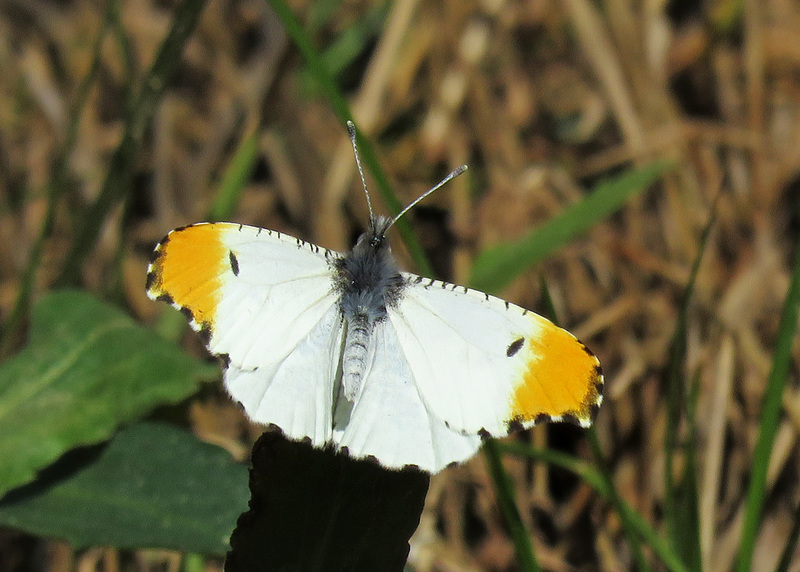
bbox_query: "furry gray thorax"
[333,215,406,324]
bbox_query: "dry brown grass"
[1,0,799,570]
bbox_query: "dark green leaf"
[0,290,218,495]
[0,422,248,555]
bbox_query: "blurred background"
[0,0,799,570]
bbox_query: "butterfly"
[146,121,603,473]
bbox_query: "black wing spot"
[229,251,240,276]
[506,337,525,357]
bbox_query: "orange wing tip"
[507,325,604,432]
[145,223,229,337]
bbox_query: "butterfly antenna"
[347,121,375,223]
[386,164,468,231]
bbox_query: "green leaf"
[0,422,248,555]
[469,161,671,294]
[0,290,218,495]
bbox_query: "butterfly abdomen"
[342,312,371,401]
[335,218,406,402]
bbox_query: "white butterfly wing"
[146,222,342,445]
[389,274,603,438]
[332,319,482,472]
[224,304,344,445]
[147,222,603,471]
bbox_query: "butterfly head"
[366,215,392,248]
[336,215,403,323]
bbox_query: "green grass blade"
[736,241,800,572]
[586,430,653,572]
[305,0,344,35]
[483,440,539,572]
[0,3,116,356]
[672,368,702,571]
[774,499,800,572]
[537,276,559,323]
[108,0,137,113]
[469,161,671,294]
[266,0,433,276]
[536,281,650,571]
[57,0,210,287]
[498,440,689,572]
[663,200,717,570]
[155,125,261,339]
[208,127,261,223]
[299,3,389,93]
